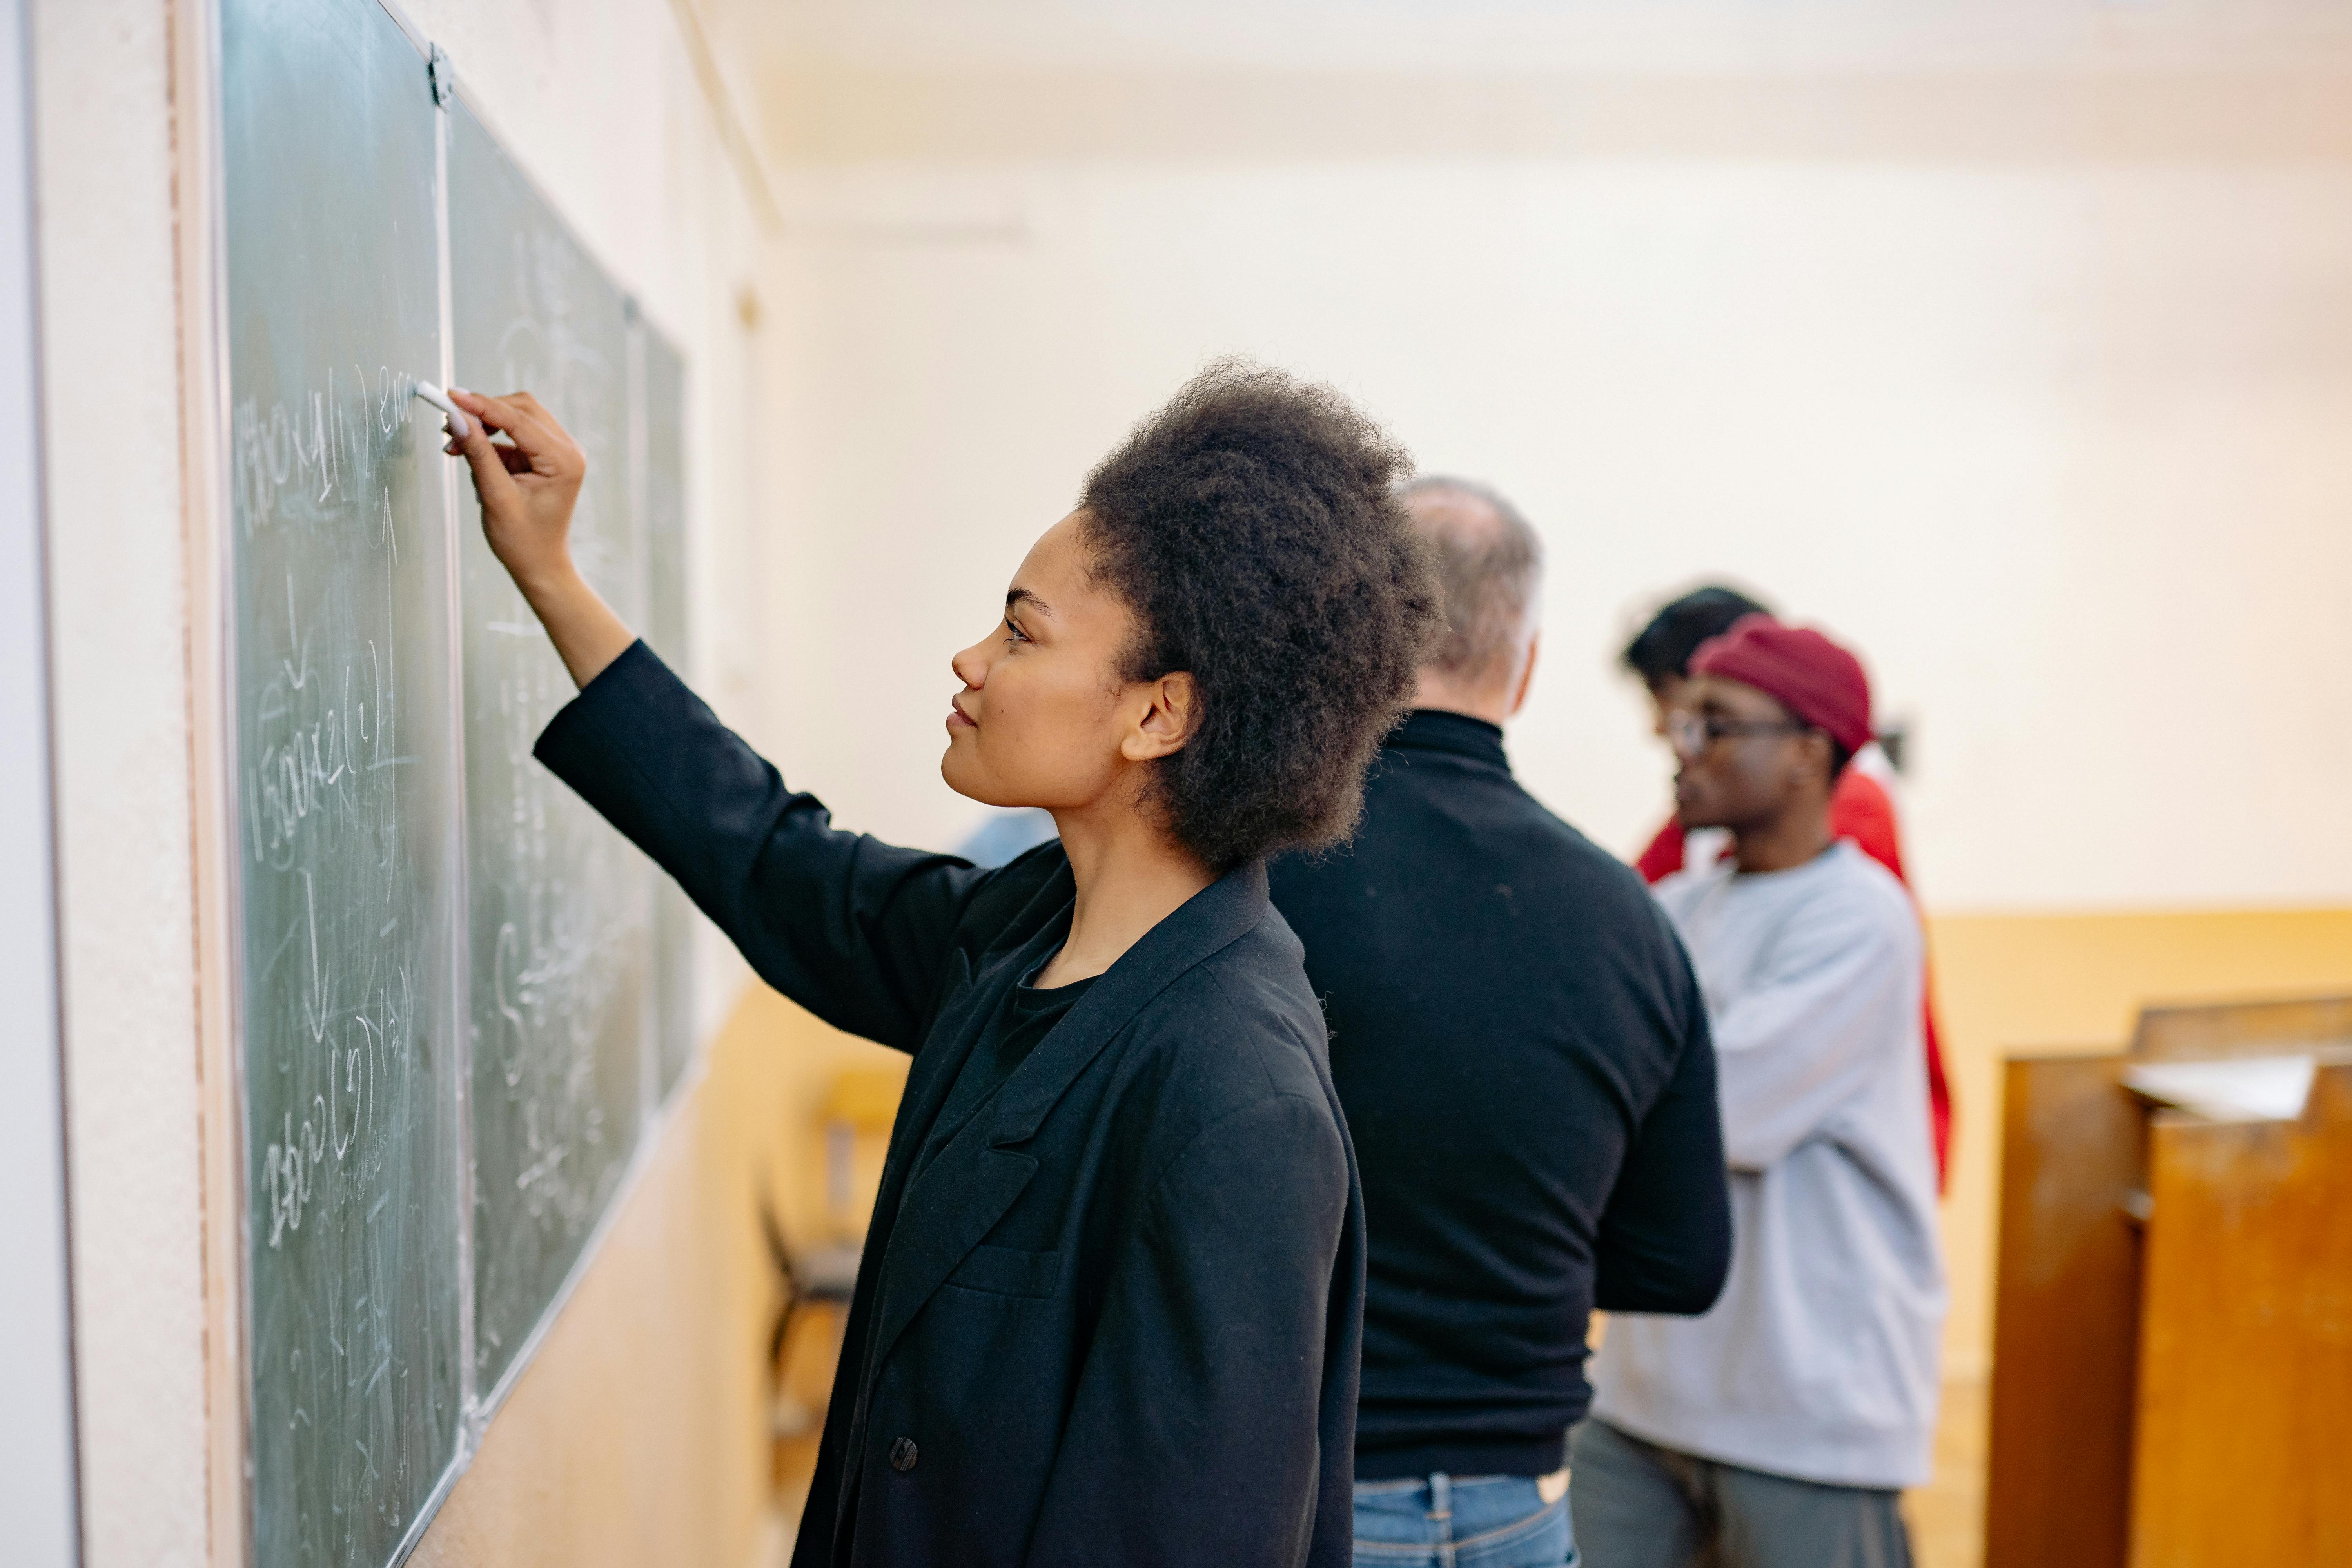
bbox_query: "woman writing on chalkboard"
[442,366,1436,1568]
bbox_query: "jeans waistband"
[1354,1473,1517,1497]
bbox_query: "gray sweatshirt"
[1590,840,1945,1489]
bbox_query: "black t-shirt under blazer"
[1269,710,1731,1480]
[535,643,1365,1568]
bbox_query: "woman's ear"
[1121,671,1198,763]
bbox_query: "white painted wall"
[748,123,2352,911]
[31,1,209,1561]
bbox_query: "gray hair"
[1398,475,1544,686]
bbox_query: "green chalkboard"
[448,97,654,1405]
[222,2,463,1565]
[223,3,694,1560]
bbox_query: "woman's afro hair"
[1081,359,1440,873]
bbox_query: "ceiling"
[712,0,2352,77]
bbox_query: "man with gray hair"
[1409,477,1547,705]
[1271,477,1733,1568]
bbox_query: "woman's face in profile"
[942,510,1160,814]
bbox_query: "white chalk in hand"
[413,379,471,439]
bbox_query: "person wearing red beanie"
[1575,616,1947,1568]
[1627,602,1952,1195]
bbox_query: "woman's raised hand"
[446,388,586,592]
[444,388,634,689]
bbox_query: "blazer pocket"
[946,1244,1060,1299]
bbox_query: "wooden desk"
[1985,998,2352,1568]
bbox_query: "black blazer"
[535,643,1365,1568]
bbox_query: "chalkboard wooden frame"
[203,1,700,1562]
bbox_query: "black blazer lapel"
[857,914,1062,1373]
[867,1136,1041,1371]
[988,860,1273,1147]
[861,862,1274,1374]
[871,950,986,1195]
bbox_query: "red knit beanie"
[1688,613,1874,756]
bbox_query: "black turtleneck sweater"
[1269,710,1731,1480]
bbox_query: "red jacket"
[1636,771,1953,1192]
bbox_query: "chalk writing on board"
[232,365,412,530]
[235,366,445,1290]
[228,295,460,1568]
[450,95,651,1394]
[226,13,693,1558]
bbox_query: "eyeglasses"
[1666,710,1812,759]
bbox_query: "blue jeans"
[1352,1473,1577,1568]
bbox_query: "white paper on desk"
[2122,1055,2318,1123]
